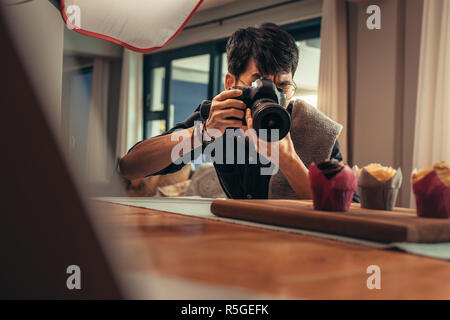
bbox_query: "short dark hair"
[226,23,299,78]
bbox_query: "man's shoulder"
[291,99,328,119]
[290,99,343,135]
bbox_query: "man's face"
[226,57,295,108]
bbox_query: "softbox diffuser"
[61,0,203,53]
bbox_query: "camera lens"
[252,100,291,142]
[262,113,283,130]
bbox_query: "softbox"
[61,0,203,53]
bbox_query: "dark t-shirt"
[130,100,360,202]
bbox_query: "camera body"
[232,78,291,142]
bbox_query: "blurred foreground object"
[0,6,122,298]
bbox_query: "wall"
[64,27,123,58]
[347,0,423,207]
[106,58,123,174]
[62,19,124,180]
[2,0,64,133]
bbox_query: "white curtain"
[116,49,144,159]
[317,0,349,161]
[412,0,450,196]
[86,58,110,182]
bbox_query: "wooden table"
[92,201,450,299]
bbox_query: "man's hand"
[205,89,247,136]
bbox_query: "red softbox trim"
[60,0,204,53]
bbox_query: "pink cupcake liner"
[412,170,450,219]
[309,162,357,212]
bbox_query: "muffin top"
[412,161,450,186]
[361,163,397,183]
[317,159,345,180]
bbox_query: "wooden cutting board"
[210,199,450,243]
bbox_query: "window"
[170,55,210,128]
[143,42,226,140]
[293,38,321,107]
[146,66,166,137]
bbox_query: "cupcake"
[411,161,450,219]
[309,159,357,212]
[357,163,402,211]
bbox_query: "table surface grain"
[92,200,450,299]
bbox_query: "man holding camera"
[119,23,358,201]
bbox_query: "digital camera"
[232,78,291,142]
[200,78,291,142]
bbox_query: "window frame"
[142,17,321,139]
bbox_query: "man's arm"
[278,147,312,199]
[119,126,196,180]
[119,89,246,180]
[119,100,207,180]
